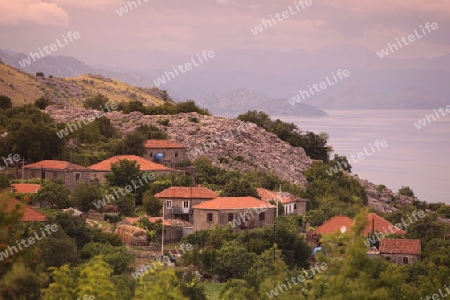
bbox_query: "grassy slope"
[0,62,166,107]
[0,62,45,105]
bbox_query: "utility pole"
[161,201,165,255]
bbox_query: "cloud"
[0,0,69,25]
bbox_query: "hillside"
[0,62,169,107]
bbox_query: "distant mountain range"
[1,48,449,110]
[197,89,327,116]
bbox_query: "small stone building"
[88,155,172,183]
[143,139,187,167]
[192,196,276,232]
[379,238,421,265]
[23,160,89,190]
[155,186,218,223]
[257,188,307,215]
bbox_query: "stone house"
[143,139,187,167]
[88,155,172,183]
[155,186,218,223]
[23,160,89,191]
[379,238,421,265]
[192,196,276,232]
[256,188,307,215]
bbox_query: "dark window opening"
[228,213,234,222]
[207,213,213,222]
[259,212,265,221]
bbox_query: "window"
[150,152,153,158]
[259,212,265,221]
[74,173,81,182]
[183,201,189,208]
[166,200,172,208]
[41,171,45,180]
[207,213,213,222]
[402,256,409,264]
[175,151,179,158]
[244,213,250,221]
[53,172,57,179]
[228,213,234,222]
[294,204,297,210]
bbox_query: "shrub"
[104,214,121,223]
[188,116,199,123]
[157,119,170,126]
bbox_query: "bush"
[399,186,415,197]
[104,214,121,223]
[188,116,199,123]
[34,97,52,109]
[35,72,44,77]
[0,174,10,189]
[157,119,170,126]
[84,93,109,109]
[80,242,134,274]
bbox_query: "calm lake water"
[277,110,450,204]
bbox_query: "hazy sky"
[1,0,449,68]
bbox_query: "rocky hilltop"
[45,106,419,212]
[45,106,312,186]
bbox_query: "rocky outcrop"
[45,106,312,186]
[355,176,415,213]
[115,225,148,246]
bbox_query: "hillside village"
[0,67,449,300]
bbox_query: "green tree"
[398,186,415,197]
[41,264,77,300]
[143,192,162,216]
[105,159,142,188]
[222,178,258,198]
[84,93,109,109]
[80,242,134,275]
[39,229,79,268]
[0,95,12,110]
[134,268,187,300]
[34,97,52,109]
[77,256,117,299]
[118,131,146,156]
[0,174,10,189]
[73,182,102,212]
[213,241,256,281]
[35,181,72,208]
[134,124,168,140]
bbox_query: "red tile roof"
[88,155,171,172]
[313,213,406,236]
[363,213,406,235]
[314,216,352,235]
[24,160,87,171]
[379,238,421,255]
[7,199,46,222]
[192,196,276,210]
[145,140,186,149]
[155,187,218,199]
[11,184,41,194]
[124,216,172,226]
[256,188,298,204]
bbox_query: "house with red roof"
[7,199,46,222]
[379,238,421,265]
[257,188,307,215]
[23,160,89,191]
[11,183,41,194]
[88,155,172,182]
[143,139,187,167]
[192,196,276,232]
[155,186,218,223]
